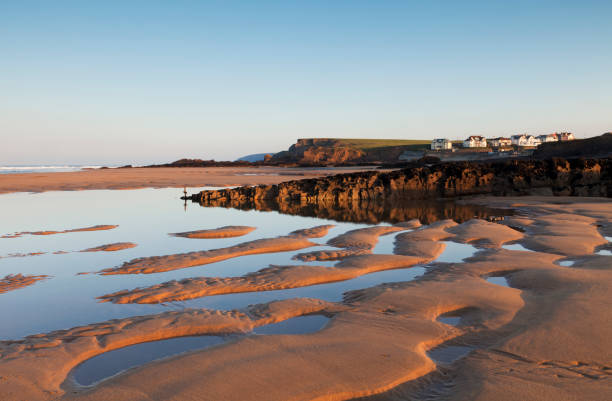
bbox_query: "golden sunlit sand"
[92,225,335,275]
[0,166,379,195]
[0,273,49,295]
[169,225,256,239]
[1,195,611,400]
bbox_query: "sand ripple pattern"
[94,225,335,275]
[0,274,49,294]
[1,224,118,238]
[3,199,611,401]
[169,226,256,239]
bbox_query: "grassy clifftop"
[271,138,432,164]
[331,138,430,150]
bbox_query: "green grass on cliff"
[334,138,431,150]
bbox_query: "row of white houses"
[431,133,575,150]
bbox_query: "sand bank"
[97,254,431,304]
[0,166,379,195]
[0,298,341,400]
[95,219,532,305]
[327,226,404,250]
[80,243,137,253]
[93,225,335,275]
[0,252,46,259]
[2,225,118,238]
[169,226,255,239]
[2,197,611,401]
[0,274,49,294]
[87,198,612,401]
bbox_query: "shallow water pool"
[0,188,499,340]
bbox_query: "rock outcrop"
[188,158,612,211]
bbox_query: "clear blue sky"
[1,0,611,164]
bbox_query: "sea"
[0,165,107,174]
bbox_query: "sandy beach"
[5,2,611,399]
[0,187,610,400]
[0,166,379,194]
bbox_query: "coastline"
[0,166,381,195]
[1,196,609,400]
[0,167,610,400]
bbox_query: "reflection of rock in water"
[192,197,511,224]
[188,157,612,223]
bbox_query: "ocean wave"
[0,165,104,174]
[0,165,103,170]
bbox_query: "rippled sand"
[1,197,611,401]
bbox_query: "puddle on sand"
[2,188,513,390]
[486,276,510,287]
[596,249,612,256]
[435,242,479,263]
[558,260,575,267]
[502,243,533,252]
[371,229,405,255]
[71,335,226,387]
[0,188,509,340]
[437,316,461,326]
[253,314,329,335]
[427,345,474,365]
[70,314,330,387]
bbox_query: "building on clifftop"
[462,135,487,148]
[487,137,512,147]
[431,138,453,150]
[537,133,559,143]
[512,134,542,147]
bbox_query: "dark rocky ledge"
[188,158,611,205]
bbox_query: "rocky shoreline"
[187,158,612,207]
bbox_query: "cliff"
[271,138,430,165]
[188,158,612,208]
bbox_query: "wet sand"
[3,225,118,238]
[0,166,380,194]
[92,225,334,275]
[169,226,256,239]
[80,243,137,253]
[1,197,611,400]
[0,274,49,294]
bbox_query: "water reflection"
[70,314,330,387]
[427,345,474,365]
[1,188,512,342]
[71,335,227,387]
[192,197,513,225]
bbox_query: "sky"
[1,0,611,164]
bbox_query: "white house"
[511,134,541,147]
[431,138,452,150]
[463,135,487,148]
[487,137,512,147]
[558,132,575,141]
[537,133,559,143]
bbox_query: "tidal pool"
[70,314,331,387]
[426,345,474,365]
[1,187,509,387]
[486,276,510,287]
[502,243,533,252]
[0,188,505,340]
